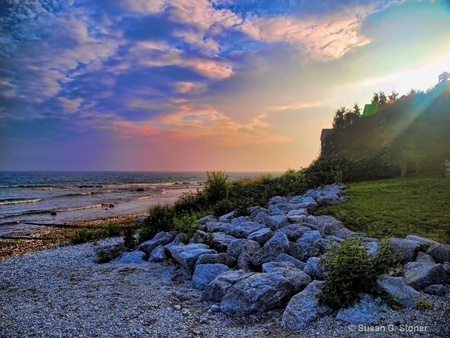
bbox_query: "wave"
[0,198,42,206]
[0,203,103,219]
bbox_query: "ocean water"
[0,171,274,235]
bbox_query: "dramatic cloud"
[1,0,449,170]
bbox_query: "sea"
[0,171,275,236]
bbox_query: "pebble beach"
[1,237,449,338]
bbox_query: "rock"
[228,221,267,239]
[415,252,436,264]
[335,293,388,325]
[427,243,450,264]
[287,215,307,224]
[205,222,231,233]
[218,211,235,222]
[297,230,322,245]
[288,196,318,211]
[252,211,270,225]
[138,232,175,255]
[227,239,260,258]
[315,215,353,238]
[195,253,236,268]
[247,228,273,245]
[210,232,236,253]
[111,250,146,264]
[282,280,331,331]
[277,224,311,242]
[363,241,379,256]
[148,245,167,262]
[376,275,420,309]
[275,253,306,270]
[250,232,289,266]
[167,244,217,273]
[286,208,309,217]
[237,253,255,271]
[192,264,230,290]
[220,273,292,316]
[287,242,316,262]
[389,237,421,263]
[269,196,284,204]
[196,215,217,225]
[210,304,221,312]
[405,235,437,249]
[266,215,289,230]
[304,256,327,280]
[403,262,449,290]
[202,271,255,302]
[423,284,447,296]
[262,261,311,294]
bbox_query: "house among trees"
[320,128,333,149]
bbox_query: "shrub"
[415,299,433,310]
[318,237,398,309]
[71,228,96,244]
[138,204,176,242]
[203,171,230,204]
[173,213,203,243]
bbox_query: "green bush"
[138,204,176,242]
[71,228,96,244]
[318,237,398,309]
[203,171,230,204]
[415,299,433,310]
[173,213,203,243]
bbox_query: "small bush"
[71,228,96,244]
[203,171,230,204]
[318,237,397,309]
[138,204,176,242]
[173,213,203,243]
[415,299,433,310]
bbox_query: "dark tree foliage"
[306,83,450,184]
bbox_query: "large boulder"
[287,242,316,262]
[427,243,450,264]
[282,280,332,331]
[227,239,260,258]
[405,235,437,249]
[138,232,175,255]
[205,222,231,233]
[247,227,273,245]
[111,250,146,264]
[167,244,217,273]
[277,224,311,242]
[202,271,254,302]
[210,232,236,252]
[228,220,267,239]
[389,237,421,264]
[275,253,306,270]
[262,261,311,294]
[192,264,230,290]
[220,273,292,316]
[195,253,236,268]
[376,275,420,309]
[304,256,328,280]
[297,230,322,245]
[335,293,388,325]
[266,215,289,230]
[250,232,290,266]
[148,245,167,262]
[403,262,449,290]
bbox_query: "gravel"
[1,238,449,338]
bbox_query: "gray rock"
[202,270,255,302]
[287,242,317,262]
[210,232,236,253]
[138,232,175,255]
[205,222,231,233]
[304,256,327,280]
[415,252,436,264]
[250,232,289,266]
[237,252,255,271]
[220,273,292,316]
[195,253,236,268]
[275,253,306,270]
[266,215,289,230]
[252,211,270,225]
[269,196,284,204]
[297,230,322,245]
[389,237,421,263]
[288,196,318,211]
[196,215,217,225]
[148,245,167,262]
[427,243,450,264]
[218,211,235,222]
[277,224,311,242]
[227,239,260,258]
[287,215,307,224]
[423,284,447,296]
[167,244,217,273]
[315,215,353,238]
[228,221,267,239]
[336,293,388,325]
[282,280,331,331]
[405,235,438,249]
[247,227,273,245]
[404,262,449,290]
[192,264,230,290]
[262,261,311,294]
[377,275,420,309]
[111,250,146,264]
[286,208,309,217]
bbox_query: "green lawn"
[315,175,450,244]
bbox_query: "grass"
[315,174,450,244]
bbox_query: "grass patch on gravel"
[315,174,450,244]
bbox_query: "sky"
[1,0,449,172]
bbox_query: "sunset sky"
[1,0,449,172]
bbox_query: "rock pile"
[122,184,450,332]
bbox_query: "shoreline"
[0,184,202,261]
